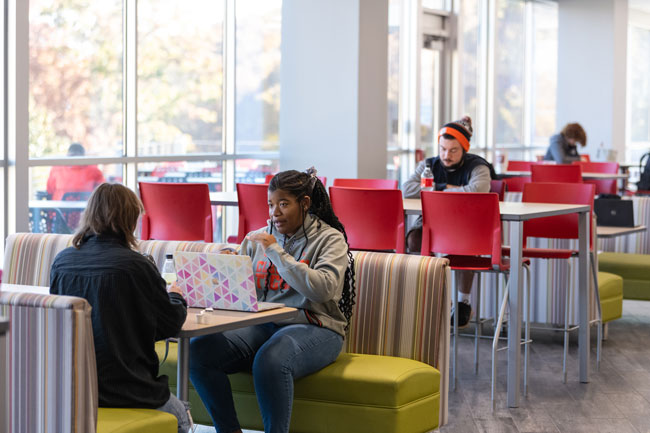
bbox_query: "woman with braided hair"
[189,168,355,433]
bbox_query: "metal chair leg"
[524,263,531,397]
[475,273,481,375]
[453,272,458,391]
[563,260,572,384]
[492,274,510,408]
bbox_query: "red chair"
[329,187,404,253]
[332,178,398,189]
[489,180,506,201]
[139,182,213,242]
[531,164,582,183]
[504,182,601,382]
[230,183,270,243]
[420,191,530,399]
[265,174,327,187]
[572,161,619,195]
[507,160,535,171]
[504,161,533,192]
[579,154,591,162]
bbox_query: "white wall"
[279,0,388,180]
[557,0,628,161]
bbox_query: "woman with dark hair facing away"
[49,183,191,433]
[190,168,356,433]
[543,122,587,163]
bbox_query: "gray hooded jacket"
[239,213,349,336]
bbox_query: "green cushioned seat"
[597,271,623,323]
[156,341,440,433]
[598,252,650,300]
[97,408,177,433]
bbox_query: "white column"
[7,0,30,234]
[279,0,389,180]
[556,0,628,161]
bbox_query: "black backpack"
[638,152,650,192]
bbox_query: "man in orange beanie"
[402,116,496,328]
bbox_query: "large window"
[29,0,123,159]
[24,0,281,239]
[458,0,557,163]
[138,0,224,156]
[627,9,650,163]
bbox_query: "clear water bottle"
[161,253,177,285]
[420,163,434,192]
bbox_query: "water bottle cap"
[165,253,173,259]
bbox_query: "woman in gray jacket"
[544,122,587,163]
[189,168,355,433]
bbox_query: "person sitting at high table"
[402,115,495,328]
[543,122,587,164]
[46,142,105,200]
[189,168,356,433]
[49,183,191,433]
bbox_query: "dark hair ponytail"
[268,170,356,331]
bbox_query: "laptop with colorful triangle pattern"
[173,251,284,312]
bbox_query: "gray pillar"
[556,0,628,160]
[279,0,389,180]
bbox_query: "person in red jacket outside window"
[46,143,106,200]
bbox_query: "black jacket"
[50,234,187,408]
[425,153,497,190]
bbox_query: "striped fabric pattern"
[0,291,98,433]
[348,251,450,425]
[138,239,238,271]
[3,233,74,286]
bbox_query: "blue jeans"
[189,323,343,433]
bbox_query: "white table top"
[596,225,647,238]
[403,198,590,220]
[180,307,299,338]
[209,191,239,206]
[500,171,628,180]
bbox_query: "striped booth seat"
[0,291,177,433]
[3,233,450,432]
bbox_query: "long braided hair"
[265,169,356,331]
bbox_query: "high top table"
[404,198,591,407]
[499,170,629,180]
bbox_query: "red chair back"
[531,164,582,183]
[329,187,405,253]
[580,154,591,162]
[522,182,595,247]
[572,161,619,195]
[139,182,213,242]
[503,177,531,193]
[235,183,270,243]
[266,174,327,187]
[332,178,399,189]
[507,160,535,171]
[420,192,502,268]
[489,180,506,201]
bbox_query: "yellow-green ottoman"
[156,342,441,433]
[97,408,177,433]
[598,252,650,300]
[598,271,623,323]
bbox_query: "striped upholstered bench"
[3,233,451,432]
[0,291,177,433]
